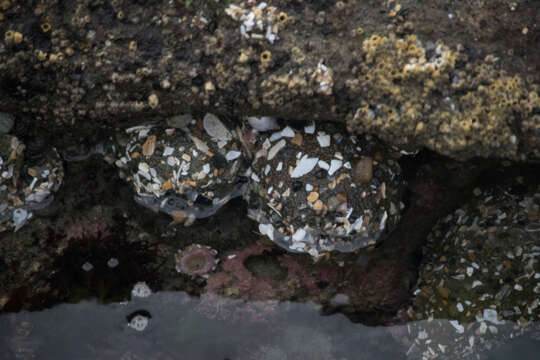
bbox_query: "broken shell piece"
[13,208,29,232]
[246,116,279,131]
[203,113,232,147]
[291,155,319,178]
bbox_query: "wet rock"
[408,181,540,359]
[0,1,538,161]
[247,122,405,256]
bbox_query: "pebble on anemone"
[114,113,248,226]
[175,244,219,278]
[246,122,405,256]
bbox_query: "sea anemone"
[175,244,218,278]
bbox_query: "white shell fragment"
[290,155,319,178]
[225,150,242,161]
[304,123,315,134]
[316,132,331,147]
[328,159,342,176]
[268,139,286,161]
[246,116,279,131]
[203,113,232,147]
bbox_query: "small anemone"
[175,244,218,277]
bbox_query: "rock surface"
[0,0,537,160]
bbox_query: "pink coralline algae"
[204,244,411,316]
[205,244,279,301]
[175,244,218,278]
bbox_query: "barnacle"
[148,93,159,109]
[260,50,271,63]
[40,22,51,33]
[347,33,540,159]
[278,12,288,24]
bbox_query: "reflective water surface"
[0,291,538,360]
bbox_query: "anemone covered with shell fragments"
[247,121,405,256]
[115,113,248,225]
[0,134,64,232]
[407,182,540,359]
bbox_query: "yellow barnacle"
[117,11,124,20]
[36,50,47,61]
[4,30,13,43]
[0,0,10,11]
[12,31,22,44]
[260,50,271,63]
[129,40,137,51]
[278,12,288,25]
[41,22,51,33]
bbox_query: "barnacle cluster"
[347,34,540,160]
[246,122,405,256]
[225,2,283,44]
[0,134,64,232]
[408,182,540,359]
[114,114,248,226]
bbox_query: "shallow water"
[0,291,538,360]
[0,291,404,360]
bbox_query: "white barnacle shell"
[246,116,279,131]
[203,113,232,147]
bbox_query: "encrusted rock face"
[247,122,405,255]
[0,1,539,161]
[408,182,540,359]
[346,34,540,161]
[114,114,248,225]
[0,134,64,232]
